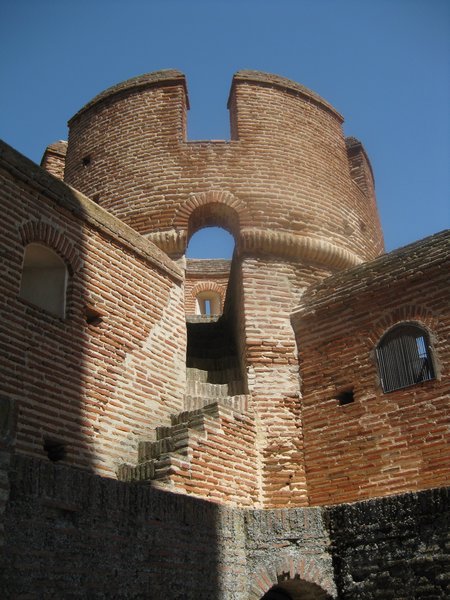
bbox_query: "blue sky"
[1,0,448,257]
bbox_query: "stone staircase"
[118,316,248,485]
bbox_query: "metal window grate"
[376,324,435,393]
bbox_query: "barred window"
[376,324,435,393]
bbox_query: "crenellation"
[1,69,448,599]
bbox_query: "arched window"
[195,290,222,316]
[376,323,435,393]
[19,243,68,318]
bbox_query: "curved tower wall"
[63,71,385,507]
[64,70,383,267]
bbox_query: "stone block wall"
[3,455,447,598]
[1,455,335,600]
[327,487,450,598]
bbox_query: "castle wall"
[2,455,447,599]
[242,257,333,508]
[1,455,335,600]
[292,231,450,506]
[0,141,186,477]
[63,71,383,265]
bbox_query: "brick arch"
[190,281,225,298]
[18,220,83,274]
[366,305,441,348]
[249,556,336,600]
[173,190,249,234]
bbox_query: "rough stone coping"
[292,229,450,320]
[186,315,221,324]
[68,69,189,125]
[230,70,344,122]
[0,139,183,283]
[186,258,232,275]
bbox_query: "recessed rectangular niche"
[44,438,66,462]
[336,389,355,406]
[85,305,103,326]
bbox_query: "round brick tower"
[63,71,385,508]
[64,70,383,267]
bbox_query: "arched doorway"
[260,586,293,599]
[184,204,246,405]
[260,580,333,600]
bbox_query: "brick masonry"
[0,69,448,597]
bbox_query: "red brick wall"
[164,404,259,507]
[242,257,334,508]
[0,141,186,477]
[63,71,383,265]
[40,140,67,180]
[184,259,230,315]
[292,232,450,505]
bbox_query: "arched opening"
[260,580,333,600]
[186,226,235,259]
[376,322,435,392]
[184,206,246,405]
[260,586,293,599]
[19,243,68,318]
[195,290,222,316]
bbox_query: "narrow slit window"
[376,324,435,393]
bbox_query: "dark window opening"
[336,389,355,406]
[376,324,435,393]
[260,588,293,600]
[82,155,91,167]
[44,439,66,462]
[85,305,103,326]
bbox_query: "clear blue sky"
[1,0,448,257]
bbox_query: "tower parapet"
[62,70,383,267]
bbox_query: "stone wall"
[1,455,334,600]
[327,487,450,599]
[2,455,447,598]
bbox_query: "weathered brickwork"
[292,231,450,506]
[184,258,230,315]
[40,140,67,180]
[0,141,185,477]
[63,71,383,264]
[0,69,448,597]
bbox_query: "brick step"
[185,379,245,397]
[117,400,241,485]
[186,366,242,384]
[184,394,249,413]
[186,355,240,371]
